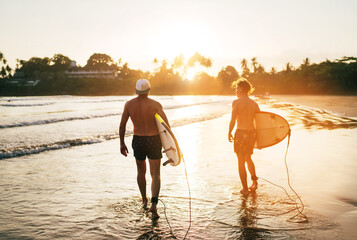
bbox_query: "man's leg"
[237,153,249,194]
[245,154,258,191]
[135,159,147,208]
[148,158,161,219]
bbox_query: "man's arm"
[119,102,130,156]
[228,101,238,142]
[157,102,170,128]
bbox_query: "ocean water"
[0,95,356,239]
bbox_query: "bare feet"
[142,197,148,209]
[249,181,258,192]
[149,204,160,219]
[240,188,250,195]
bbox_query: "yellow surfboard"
[155,113,182,166]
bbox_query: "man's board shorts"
[132,135,162,161]
[234,129,256,155]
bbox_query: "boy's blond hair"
[231,78,254,95]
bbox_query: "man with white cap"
[119,79,170,219]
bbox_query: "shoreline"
[270,95,357,117]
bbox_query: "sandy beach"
[272,95,357,118]
[0,95,356,239]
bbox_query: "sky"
[1,0,357,74]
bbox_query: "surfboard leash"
[158,199,176,237]
[181,154,192,240]
[159,154,192,239]
[259,129,308,223]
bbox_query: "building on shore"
[5,72,40,86]
[65,61,119,79]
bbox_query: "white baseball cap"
[136,79,151,94]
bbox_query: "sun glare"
[152,22,215,61]
[185,65,200,81]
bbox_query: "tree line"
[0,51,356,96]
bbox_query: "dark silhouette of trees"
[0,52,12,78]
[85,53,118,70]
[1,50,356,95]
[51,54,72,71]
[217,65,239,94]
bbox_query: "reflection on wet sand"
[209,187,342,239]
[235,193,261,240]
[257,98,357,130]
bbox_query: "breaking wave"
[0,111,228,160]
[0,100,228,129]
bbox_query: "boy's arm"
[119,102,129,156]
[228,101,238,142]
[256,102,261,112]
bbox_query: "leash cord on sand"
[182,155,192,239]
[159,199,175,237]
[159,154,192,239]
[259,130,308,222]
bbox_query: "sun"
[185,65,200,81]
[151,21,215,61]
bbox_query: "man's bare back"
[232,96,260,130]
[122,96,169,136]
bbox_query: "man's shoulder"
[235,97,259,107]
[248,97,260,110]
[147,97,162,107]
[250,97,259,106]
[125,97,136,105]
[234,98,245,105]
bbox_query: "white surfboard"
[254,111,291,149]
[155,113,181,166]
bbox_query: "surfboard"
[254,111,290,149]
[155,113,182,166]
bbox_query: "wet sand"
[272,95,357,117]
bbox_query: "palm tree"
[251,57,258,73]
[285,62,293,72]
[152,58,160,71]
[0,52,4,63]
[187,52,201,67]
[153,58,159,66]
[0,52,12,78]
[199,56,213,75]
[0,66,6,78]
[161,59,168,70]
[241,58,250,78]
[241,58,248,71]
[172,54,185,74]
[256,64,265,74]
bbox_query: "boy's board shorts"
[234,129,256,155]
[132,135,162,161]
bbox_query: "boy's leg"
[245,154,258,191]
[148,158,161,219]
[136,159,147,207]
[237,153,249,194]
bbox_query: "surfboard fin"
[162,147,176,153]
[163,158,174,166]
